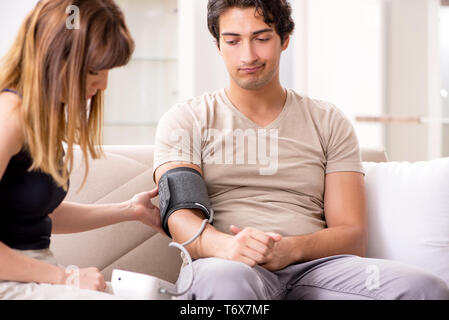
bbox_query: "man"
[153,0,449,300]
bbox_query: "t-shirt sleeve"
[152,104,202,179]
[325,107,365,175]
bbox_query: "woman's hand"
[124,187,165,235]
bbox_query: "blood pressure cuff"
[158,167,212,238]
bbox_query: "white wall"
[426,0,443,160]
[178,0,226,101]
[292,0,443,161]
[387,0,442,161]
[292,0,386,150]
[442,6,449,156]
[0,1,38,58]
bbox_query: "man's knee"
[181,258,267,300]
[386,270,449,300]
[403,273,448,300]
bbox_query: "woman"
[0,0,163,299]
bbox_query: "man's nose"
[240,41,259,65]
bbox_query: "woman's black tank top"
[0,89,67,249]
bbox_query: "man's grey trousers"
[176,255,449,300]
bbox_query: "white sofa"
[50,145,449,290]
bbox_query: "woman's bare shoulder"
[0,92,24,156]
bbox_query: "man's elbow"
[351,225,368,257]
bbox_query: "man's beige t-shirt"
[153,89,364,237]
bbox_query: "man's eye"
[226,40,239,45]
[88,71,99,76]
[256,38,270,42]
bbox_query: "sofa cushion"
[51,145,182,282]
[363,158,449,286]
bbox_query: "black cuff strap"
[158,167,212,238]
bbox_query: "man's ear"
[216,39,222,56]
[281,35,290,51]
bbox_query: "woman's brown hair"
[0,0,135,190]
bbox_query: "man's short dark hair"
[207,0,295,47]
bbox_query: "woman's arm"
[50,188,164,234]
[50,201,131,234]
[0,241,107,291]
[0,241,65,284]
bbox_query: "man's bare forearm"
[284,225,367,264]
[167,209,231,259]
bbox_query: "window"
[103,0,179,145]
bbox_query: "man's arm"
[154,162,281,266]
[258,172,367,271]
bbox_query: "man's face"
[218,7,290,90]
